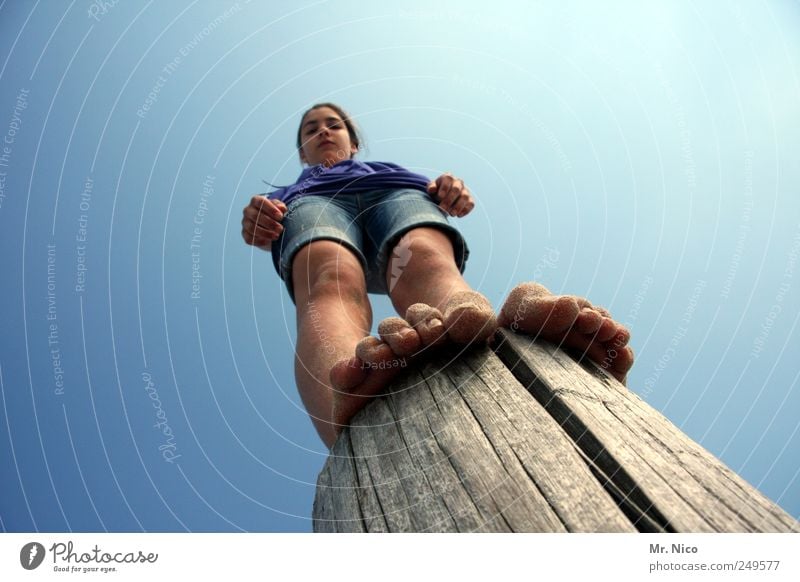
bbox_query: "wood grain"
[493,329,798,533]
[314,331,797,532]
[314,345,634,532]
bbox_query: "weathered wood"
[493,329,798,533]
[314,345,634,532]
[313,330,798,533]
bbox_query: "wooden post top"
[313,329,798,533]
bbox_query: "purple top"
[266,160,431,205]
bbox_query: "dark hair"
[296,102,362,158]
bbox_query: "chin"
[322,156,347,167]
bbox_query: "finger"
[243,217,283,238]
[273,199,287,214]
[450,187,471,210]
[260,198,285,221]
[441,196,460,216]
[245,206,285,230]
[451,191,473,217]
[436,177,453,205]
[250,196,284,221]
[439,181,464,214]
[455,200,475,218]
[245,206,273,228]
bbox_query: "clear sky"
[0,0,797,532]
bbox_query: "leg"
[498,282,635,382]
[387,227,470,313]
[326,228,499,437]
[291,240,371,448]
[386,227,496,344]
[324,186,497,437]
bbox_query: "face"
[298,106,358,167]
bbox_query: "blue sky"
[0,0,798,532]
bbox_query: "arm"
[241,195,287,251]
[426,173,475,218]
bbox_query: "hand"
[426,173,475,217]
[241,195,287,251]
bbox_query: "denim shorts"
[271,188,470,302]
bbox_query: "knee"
[294,243,367,305]
[391,228,455,270]
[311,259,367,300]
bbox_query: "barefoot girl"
[242,103,633,448]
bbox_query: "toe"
[557,332,634,383]
[498,283,634,383]
[443,291,497,344]
[355,336,394,364]
[595,317,619,342]
[499,282,551,326]
[330,357,367,391]
[606,327,631,349]
[511,282,551,299]
[575,308,603,334]
[537,295,582,335]
[570,295,592,310]
[406,303,447,347]
[612,346,635,378]
[592,304,612,318]
[378,317,421,356]
[559,331,610,366]
[504,295,580,336]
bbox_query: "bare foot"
[329,291,497,433]
[498,282,634,383]
[442,290,498,344]
[329,334,410,434]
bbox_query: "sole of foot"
[498,282,634,383]
[329,290,498,433]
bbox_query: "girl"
[242,103,633,448]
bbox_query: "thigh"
[271,195,366,303]
[361,188,470,294]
